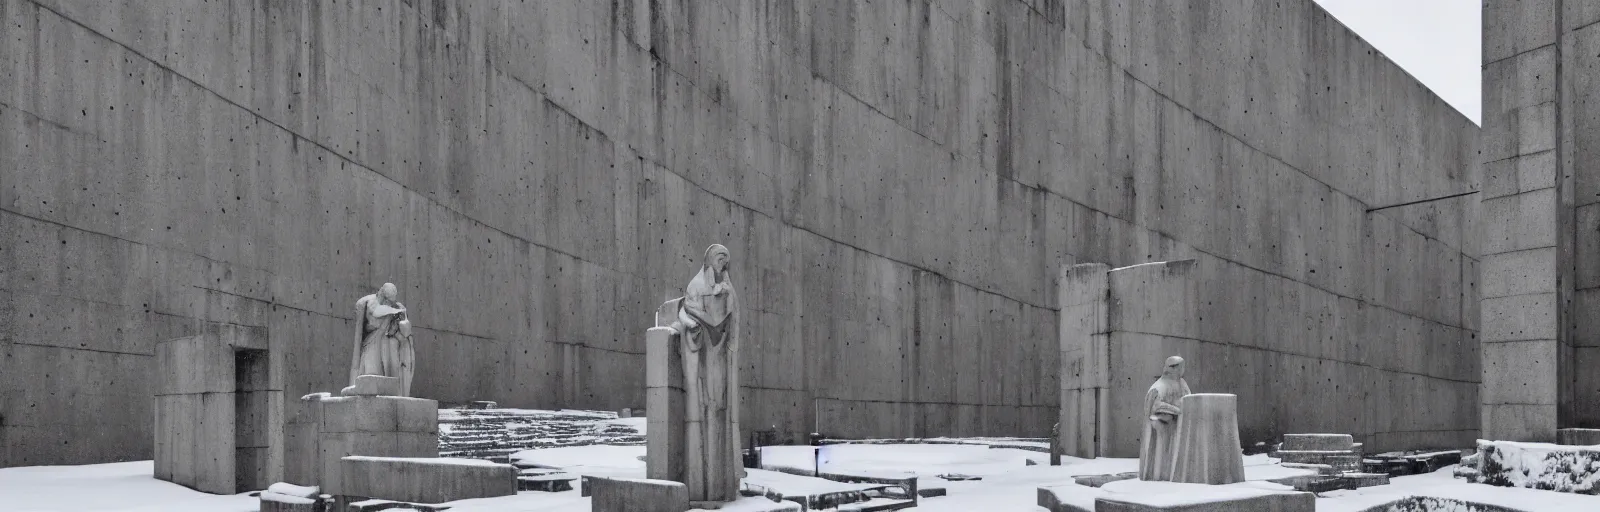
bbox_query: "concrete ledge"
[1094,480,1313,512]
[1037,485,1096,512]
[1095,491,1314,512]
[1558,428,1600,446]
[339,456,516,504]
[589,476,689,512]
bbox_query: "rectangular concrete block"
[1481,403,1557,442]
[1095,488,1314,511]
[1482,188,1558,255]
[1480,248,1556,299]
[1281,434,1353,452]
[645,325,686,483]
[156,336,234,395]
[1558,429,1600,446]
[1481,340,1559,405]
[1480,293,1558,342]
[588,476,689,512]
[339,456,516,504]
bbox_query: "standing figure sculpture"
[1139,356,1191,481]
[349,283,416,397]
[666,244,742,504]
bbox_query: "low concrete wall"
[339,456,516,504]
[588,476,689,512]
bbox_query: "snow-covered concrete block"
[294,394,439,496]
[259,491,320,512]
[339,456,516,504]
[1462,440,1600,494]
[1037,484,1097,512]
[589,476,689,512]
[1281,434,1352,452]
[1095,489,1314,511]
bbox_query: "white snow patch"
[265,482,319,497]
[0,461,257,512]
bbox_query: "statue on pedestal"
[349,283,416,397]
[1139,356,1191,481]
[665,244,742,504]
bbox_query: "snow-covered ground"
[5,409,1600,512]
[9,445,1600,511]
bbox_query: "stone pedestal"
[646,300,688,485]
[1168,394,1245,485]
[288,394,439,497]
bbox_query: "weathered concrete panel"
[1,0,1478,465]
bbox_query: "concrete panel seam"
[1116,330,1481,384]
[21,0,624,284]
[1483,42,1557,68]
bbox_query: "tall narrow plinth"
[1168,393,1245,484]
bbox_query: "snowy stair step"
[837,498,917,512]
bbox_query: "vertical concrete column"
[1059,263,1110,458]
[154,335,238,494]
[645,327,686,482]
[1105,260,1200,458]
[646,298,687,483]
[1480,0,1564,441]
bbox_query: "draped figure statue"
[349,283,416,396]
[666,244,742,503]
[1139,356,1191,481]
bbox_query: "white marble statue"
[666,244,742,503]
[349,283,416,397]
[1139,356,1191,481]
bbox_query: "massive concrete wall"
[1480,0,1600,440]
[0,0,1478,466]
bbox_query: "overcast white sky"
[1313,0,1481,124]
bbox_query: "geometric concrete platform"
[339,456,517,504]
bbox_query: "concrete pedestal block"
[339,456,516,504]
[291,394,439,496]
[1557,428,1600,446]
[1168,394,1245,485]
[1095,491,1314,512]
[1281,434,1352,451]
[589,476,690,512]
[647,301,688,485]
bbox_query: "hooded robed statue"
[1139,356,1191,481]
[667,244,742,503]
[349,283,416,396]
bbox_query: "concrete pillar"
[1477,0,1600,439]
[646,298,687,483]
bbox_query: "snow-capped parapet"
[1454,440,1600,495]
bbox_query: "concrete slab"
[588,476,689,512]
[338,456,516,504]
[1558,428,1600,446]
